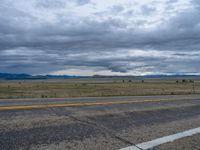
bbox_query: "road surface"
[0,95,200,150]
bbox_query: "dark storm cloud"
[0,0,200,75]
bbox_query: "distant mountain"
[0,73,200,80]
[0,73,31,80]
[0,73,86,80]
[92,74,200,80]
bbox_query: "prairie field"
[0,78,200,99]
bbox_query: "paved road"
[0,95,200,150]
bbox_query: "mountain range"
[0,73,83,80]
[0,73,200,80]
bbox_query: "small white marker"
[120,127,200,150]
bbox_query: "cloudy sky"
[0,0,200,75]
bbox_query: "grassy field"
[0,79,200,99]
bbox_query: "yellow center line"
[0,97,199,111]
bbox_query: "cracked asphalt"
[0,95,200,150]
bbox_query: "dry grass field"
[0,79,200,99]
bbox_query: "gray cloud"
[0,0,200,75]
[140,5,156,15]
[75,0,90,6]
[36,0,66,8]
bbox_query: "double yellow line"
[0,97,199,111]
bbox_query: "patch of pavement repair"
[0,103,199,132]
[87,105,200,131]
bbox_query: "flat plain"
[0,78,199,99]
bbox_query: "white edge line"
[119,127,200,150]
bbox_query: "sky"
[0,0,200,75]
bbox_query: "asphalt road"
[0,95,200,150]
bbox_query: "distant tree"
[129,80,132,82]
[189,80,194,83]
[182,79,186,83]
[176,80,179,83]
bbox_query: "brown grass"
[0,79,200,99]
